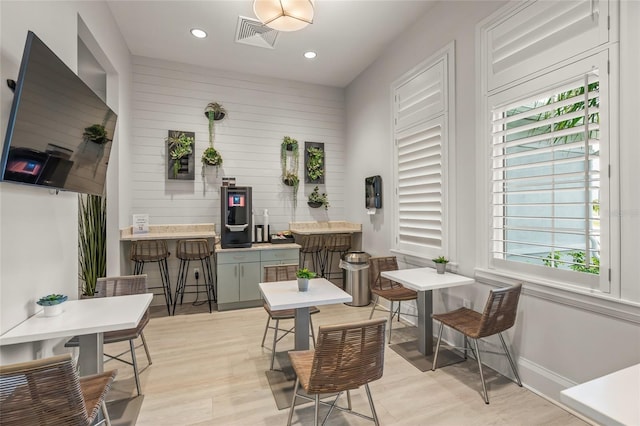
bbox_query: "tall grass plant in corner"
[78,194,106,296]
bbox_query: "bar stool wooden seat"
[172,239,216,314]
[130,240,172,315]
[297,234,324,273]
[322,233,351,284]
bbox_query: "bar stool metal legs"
[130,240,172,315]
[322,234,351,285]
[172,239,216,315]
[298,234,324,275]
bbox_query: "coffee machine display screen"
[228,194,245,207]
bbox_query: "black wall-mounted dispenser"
[365,175,382,209]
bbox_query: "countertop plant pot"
[435,263,446,274]
[297,278,309,292]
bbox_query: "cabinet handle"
[234,265,238,277]
[240,264,244,277]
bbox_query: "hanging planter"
[281,136,299,207]
[202,102,226,168]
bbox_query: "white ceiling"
[106,0,436,88]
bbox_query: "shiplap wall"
[130,56,346,234]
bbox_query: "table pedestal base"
[390,341,466,372]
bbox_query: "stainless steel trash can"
[340,251,370,306]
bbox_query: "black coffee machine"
[220,186,252,248]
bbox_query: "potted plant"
[202,102,226,168]
[308,186,329,210]
[37,294,68,317]
[166,132,194,178]
[83,124,111,145]
[433,256,449,274]
[78,194,106,296]
[296,267,317,292]
[306,145,324,182]
[281,136,299,207]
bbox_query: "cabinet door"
[238,261,261,301]
[217,263,240,303]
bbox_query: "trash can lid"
[342,251,370,264]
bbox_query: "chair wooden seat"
[287,318,387,426]
[65,275,152,397]
[432,283,523,404]
[263,303,320,320]
[368,256,418,344]
[370,285,417,301]
[0,354,116,426]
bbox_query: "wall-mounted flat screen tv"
[1,31,117,196]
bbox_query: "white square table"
[0,293,153,376]
[259,278,352,351]
[381,267,474,371]
[560,363,640,426]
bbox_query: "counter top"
[215,243,300,253]
[120,223,216,241]
[289,221,361,235]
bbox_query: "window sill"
[474,268,640,324]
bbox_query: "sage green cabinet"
[216,246,299,310]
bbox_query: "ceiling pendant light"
[253,0,315,32]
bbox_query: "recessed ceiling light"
[304,51,317,59]
[190,28,207,39]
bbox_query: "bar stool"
[172,239,216,314]
[130,240,172,315]
[321,233,351,285]
[297,234,324,274]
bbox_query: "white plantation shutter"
[489,59,609,290]
[486,0,610,91]
[393,52,450,258]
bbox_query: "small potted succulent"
[296,268,317,292]
[433,256,449,274]
[37,294,68,317]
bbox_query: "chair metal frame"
[66,275,152,397]
[432,283,523,404]
[297,234,324,273]
[172,239,217,315]
[287,318,387,426]
[0,353,116,426]
[261,264,318,370]
[130,239,173,315]
[367,256,417,344]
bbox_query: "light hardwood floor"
[105,303,588,425]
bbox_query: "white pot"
[43,303,64,317]
[297,278,309,292]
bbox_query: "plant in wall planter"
[281,136,300,207]
[202,102,226,169]
[166,131,194,179]
[83,124,111,145]
[308,186,329,210]
[305,143,325,183]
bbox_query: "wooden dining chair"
[0,353,117,426]
[66,274,151,396]
[431,283,523,404]
[287,318,387,426]
[261,264,319,370]
[368,256,417,344]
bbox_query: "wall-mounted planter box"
[167,130,195,180]
[305,141,325,184]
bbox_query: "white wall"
[345,0,640,406]
[0,1,132,364]
[128,56,345,233]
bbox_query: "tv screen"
[1,31,116,196]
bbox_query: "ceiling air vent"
[235,16,279,49]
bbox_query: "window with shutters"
[392,44,454,260]
[480,0,617,292]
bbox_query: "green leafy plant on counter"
[37,294,68,306]
[432,256,449,264]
